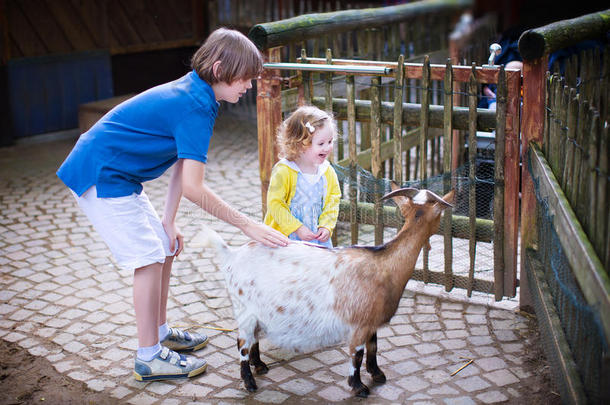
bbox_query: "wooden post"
[347,75,359,245]
[519,55,548,311]
[494,66,507,301]
[257,47,282,218]
[393,54,405,185]
[443,59,454,292]
[503,67,522,298]
[421,55,431,282]
[371,76,383,245]
[467,63,478,297]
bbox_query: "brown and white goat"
[196,186,454,397]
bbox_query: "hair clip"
[305,122,315,133]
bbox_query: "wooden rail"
[249,0,473,50]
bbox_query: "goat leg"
[237,338,257,391]
[249,342,269,375]
[365,332,387,383]
[347,345,370,397]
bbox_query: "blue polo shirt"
[57,70,218,198]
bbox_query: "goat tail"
[191,222,230,259]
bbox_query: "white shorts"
[72,186,176,270]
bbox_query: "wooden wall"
[1,0,207,64]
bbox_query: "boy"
[57,28,288,381]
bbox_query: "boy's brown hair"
[191,28,263,84]
[277,106,337,161]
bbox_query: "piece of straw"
[450,359,474,376]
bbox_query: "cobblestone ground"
[0,111,554,404]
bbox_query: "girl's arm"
[318,168,342,235]
[162,159,184,255]
[181,159,289,247]
[266,165,303,237]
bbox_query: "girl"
[56,28,289,382]
[264,106,341,247]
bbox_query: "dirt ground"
[0,340,115,405]
[0,313,561,405]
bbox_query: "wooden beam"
[337,200,494,242]
[311,97,497,132]
[518,9,610,61]
[248,0,473,50]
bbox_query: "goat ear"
[442,190,456,205]
[381,187,419,202]
[424,190,454,208]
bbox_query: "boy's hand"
[315,227,331,242]
[295,225,317,241]
[242,221,289,247]
[162,221,184,256]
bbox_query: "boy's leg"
[158,255,209,352]
[133,262,163,347]
[159,255,174,327]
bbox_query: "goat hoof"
[244,378,258,392]
[254,363,269,375]
[372,372,386,384]
[354,385,370,398]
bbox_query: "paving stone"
[443,396,477,405]
[278,378,317,395]
[253,390,289,403]
[456,376,492,392]
[483,369,519,386]
[476,390,509,403]
[147,382,177,395]
[313,349,346,365]
[376,383,404,400]
[476,357,507,372]
[214,388,248,399]
[398,375,430,392]
[110,386,133,399]
[317,386,350,402]
[289,358,324,372]
[127,392,160,405]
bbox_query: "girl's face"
[301,123,334,167]
[213,78,253,103]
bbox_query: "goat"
[196,186,454,397]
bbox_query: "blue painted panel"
[7,51,113,138]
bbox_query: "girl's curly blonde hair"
[276,106,337,161]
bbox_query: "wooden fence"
[518,9,610,404]
[251,0,525,299]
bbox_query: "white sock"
[158,323,170,341]
[137,343,161,361]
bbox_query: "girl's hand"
[315,227,331,242]
[295,225,317,241]
[242,221,289,247]
[162,220,184,256]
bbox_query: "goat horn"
[424,190,454,207]
[380,187,419,201]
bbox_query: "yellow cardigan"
[263,160,341,237]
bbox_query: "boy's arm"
[181,159,288,247]
[266,166,302,236]
[162,159,184,255]
[318,168,341,235]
